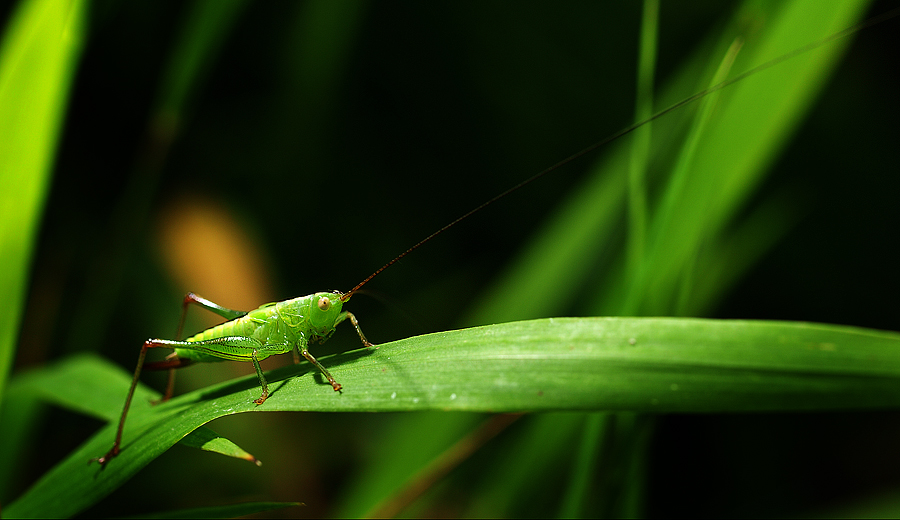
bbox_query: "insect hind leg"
[144,354,195,404]
[92,338,183,466]
[176,292,248,340]
[165,293,248,404]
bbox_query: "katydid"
[93,6,899,468]
[93,291,372,466]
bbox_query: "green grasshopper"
[93,290,372,466]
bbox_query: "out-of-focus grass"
[0,0,84,509]
[0,0,83,404]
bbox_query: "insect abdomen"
[178,298,308,363]
[187,307,272,343]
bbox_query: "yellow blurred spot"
[156,196,275,323]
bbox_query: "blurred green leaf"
[807,490,900,519]
[461,413,584,518]
[0,0,84,401]
[337,411,483,518]
[7,352,260,465]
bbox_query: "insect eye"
[317,297,331,311]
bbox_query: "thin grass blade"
[0,0,85,402]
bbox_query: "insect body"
[93,291,371,466]
[173,291,370,398]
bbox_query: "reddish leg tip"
[91,446,119,467]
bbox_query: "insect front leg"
[288,334,342,392]
[250,348,269,405]
[299,347,342,392]
[338,311,375,348]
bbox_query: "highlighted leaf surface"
[7,317,900,517]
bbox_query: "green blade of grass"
[6,317,900,517]
[625,0,659,277]
[0,0,85,402]
[619,0,872,317]
[557,412,609,518]
[337,411,484,518]
[461,413,585,518]
[458,0,871,325]
[0,0,85,501]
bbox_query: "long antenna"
[342,6,900,301]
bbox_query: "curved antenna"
[342,6,900,302]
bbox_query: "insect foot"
[89,446,119,468]
[254,390,269,405]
